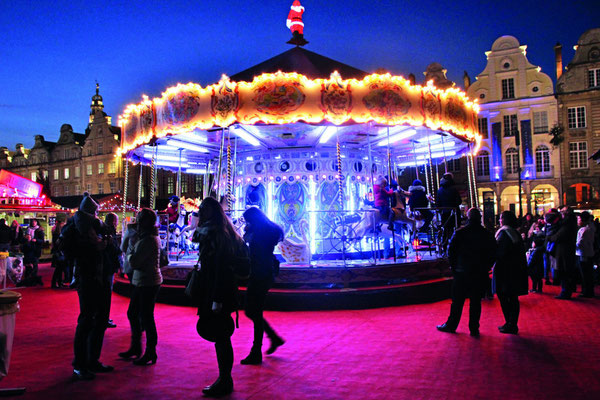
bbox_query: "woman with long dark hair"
[195,197,247,397]
[121,208,162,365]
[240,206,285,365]
[494,210,528,334]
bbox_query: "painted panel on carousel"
[317,179,342,238]
[245,182,267,212]
[276,180,307,234]
[320,72,352,124]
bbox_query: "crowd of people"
[437,205,599,337]
[0,217,45,286]
[54,192,284,398]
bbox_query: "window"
[97,142,104,155]
[501,78,515,99]
[568,106,586,129]
[87,149,92,156]
[503,114,518,137]
[86,183,92,193]
[588,68,600,88]
[181,177,188,193]
[75,166,81,178]
[535,145,550,173]
[447,158,460,172]
[167,176,174,195]
[108,161,116,174]
[64,149,70,159]
[53,169,59,180]
[98,163,104,174]
[478,118,488,138]
[98,183,104,194]
[86,164,93,176]
[533,111,548,134]
[109,181,116,193]
[64,185,69,196]
[31,172,37,182]
[54,186,60,196]
[75,185,81,195]
[505,148,519,174]
[195,176,202,193]
[64,168,69,180]
[476,151,490,176]
[569,141,588,169]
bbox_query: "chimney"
[463,71,471,90]
[554,42,563,80]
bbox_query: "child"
[528,237,545,293]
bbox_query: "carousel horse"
[278,219,311,263]
[351,206,418,252]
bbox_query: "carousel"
[113,2,481,309]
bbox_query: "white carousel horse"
[278,219,311,263]
[351,206,418,251]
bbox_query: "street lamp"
[513,126,523,219]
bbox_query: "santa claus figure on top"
[286,0,308,46]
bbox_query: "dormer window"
[501,78,515,99]
[588,68,600,88]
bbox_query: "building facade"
[555,28,600,206]
[467,35,561,218]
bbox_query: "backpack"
[56,219,80,259]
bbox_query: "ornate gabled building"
[466,35,561,218]
[554,28,600,206]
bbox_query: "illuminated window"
[567,107,586,129]
[588,68,600,88]
[478,118,488,139]
[181,177,188,194]
[533,111,548,134]
[86,164,93,176]
[64,168,69,180]
[503,114,518,137]
[108,161,116,174]
[53,169,59,180]
[476,151,490,176]
[569,141,588,169]
[98,183,104,194]
[167,176,174,194]
[75,166,81,178]
[31,172,37,182]
[535,145,550,172]
[98,163,104,174]
[195,176,202,192]
[505,148,519,174]
[501,78,515,99]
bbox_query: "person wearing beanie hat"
[71,192,113,380]
[80,192,99,216]
[437,207,496,337]
[402,179,433,231]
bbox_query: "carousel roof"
[230,47,368,82]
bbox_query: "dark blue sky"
[1,0,599,150]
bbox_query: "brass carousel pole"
[226,131,233,214]
[122,153,129,224]
[137,163,143,210]
[150,145,157,210]
[215,128,225,199]
[387,127,396,262]
[336,127,346,264]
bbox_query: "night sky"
[1,0,599,150]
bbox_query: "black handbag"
[184,263,202,304]
[196,312,235,343]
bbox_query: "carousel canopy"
[118,48,480,173]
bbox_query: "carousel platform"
[113,253,453,310]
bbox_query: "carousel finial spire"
[286,0,308,46]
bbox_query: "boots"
[119,339,142,359]
[133,348,157,365]
[202,377,233,397]
[266,337,285,355]
[240,349,262,365]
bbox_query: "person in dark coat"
[549,206,578,299]
[18,233,43,286]
[437,208,496,337]
[51,221,67,288]
[528,237,545,293]
[0,218,11,252]
[494,211,528,334]
[240,206,285,365]
[124,208,162,366]
[403,179,433,231]
[71,192,112,380]
[544,209,561,284]
[195,197,247,398]
[9,220,23,252]
[436,173,462,252]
